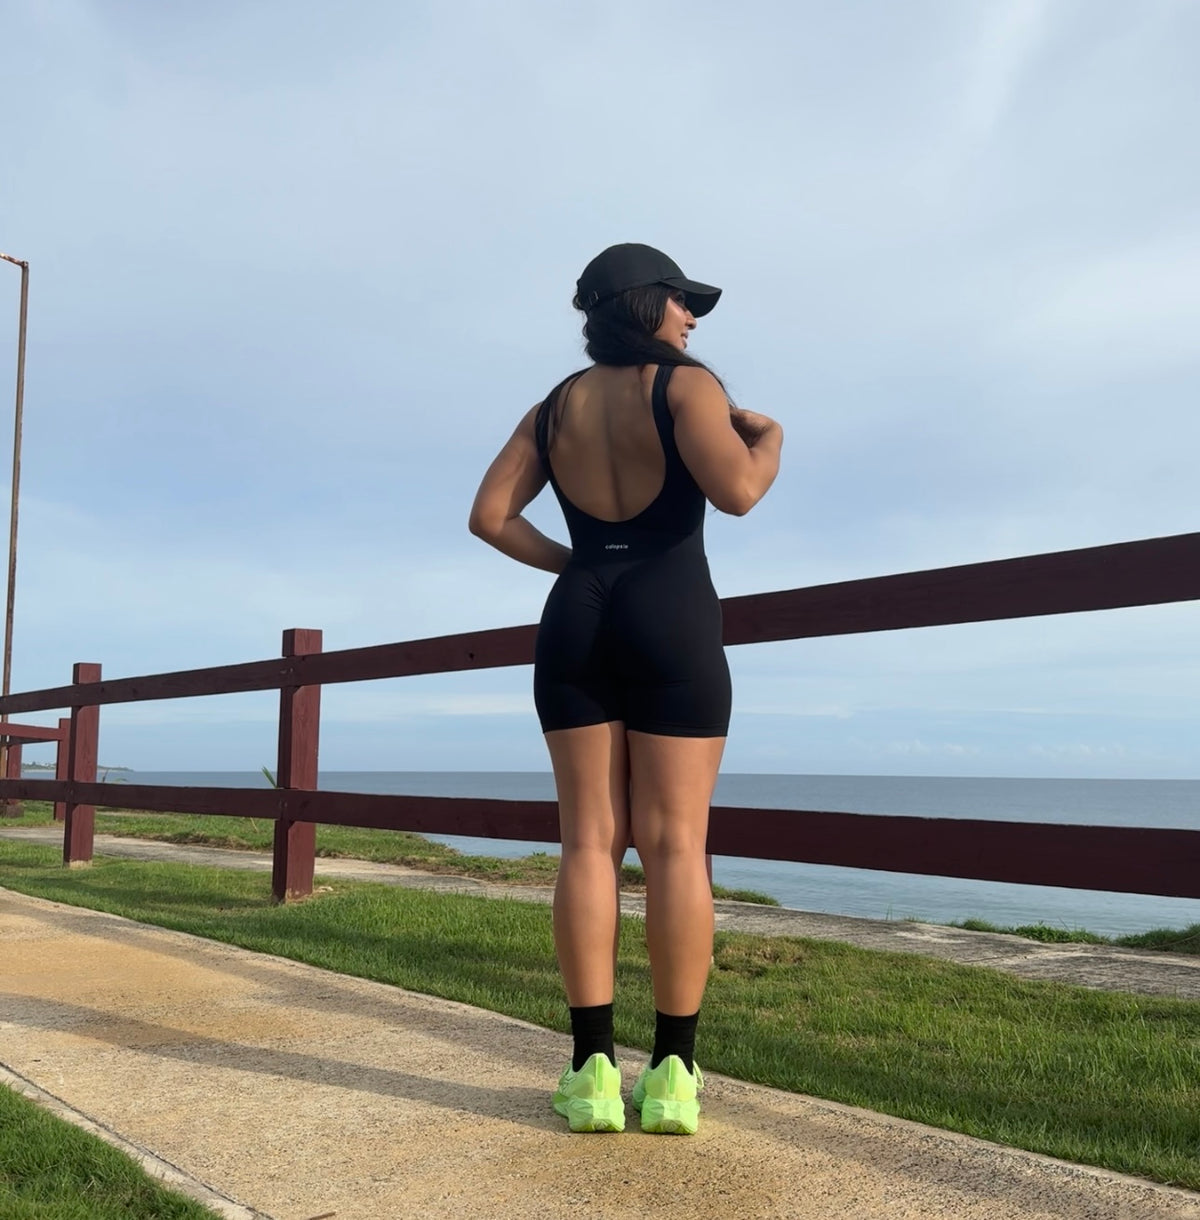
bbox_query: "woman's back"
[542,361,783,528]
[540,365,667,524]
[536,364,707,564]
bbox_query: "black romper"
[533,365,732,737]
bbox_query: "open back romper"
[533,364,732,738]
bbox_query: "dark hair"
[540,284,734,450]
[573,283,726,384]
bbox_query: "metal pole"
[0,253,28,758]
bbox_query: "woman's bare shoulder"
[665,364,726,412]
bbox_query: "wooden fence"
[0,719,67,819]
[0,531,1197,903]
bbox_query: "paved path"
[2,832,1200,1219]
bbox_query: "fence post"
[53,717,69,821]
[63,663,100,866]
[272,628,321,902]
[2,739,22,816]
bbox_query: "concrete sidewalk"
[4,887,1200,1220]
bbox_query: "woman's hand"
[468,406,572,573]
[729,406,778,448]
[671,369,784,515]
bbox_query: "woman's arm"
[671,368,783,516]
[468,406,572,574]
[729,406,778,448]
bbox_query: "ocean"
[53,769,1198,939]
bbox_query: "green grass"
[3,801,780,905]
[1,841,1199,1191]
[953,917,1200,956]
[0,1083,221,1219]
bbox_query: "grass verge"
[951,917,1200,956]
[4,802,779,905]
[1,841,1198,1191]
[0,1082,221,1220]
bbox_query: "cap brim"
[662,277,722,317]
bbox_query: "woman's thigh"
[544,722,630,852]
[627,732,725,856]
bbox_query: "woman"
[469,243,782,1134]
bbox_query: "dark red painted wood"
[286,795,1198,900]
[720,531,1200,646]
[3,774,1195,899]
[284,625,538,690]
[0,721,63,741]
[0,533,1195,717]
[272,629,321,902]
[0,657,293,716]
[0,722,57,818]
[54,718,69,821]
[282,790,562,841]
[63,663,100,866]
[0,780,281,818]
[0,630,536,715]
[1,741,21,816]
[704,807,1200,899]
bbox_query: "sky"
[1,0,1197,777]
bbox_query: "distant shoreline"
[21,764,130,772]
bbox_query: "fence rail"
[1,531,1198,903]
[0,719,66,819]
[5,778,1198,901]
[4,533,1199,717]
[0,721,65,742]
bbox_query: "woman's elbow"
[711,486,757,516]
[468,507,497,540]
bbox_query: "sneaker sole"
[557,1096,625,1133]
[568,1098,624,1132]
[639,1097,699,1135]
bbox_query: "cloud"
[1029,743,1129,761]
[1002,234,1200,377]
[957,0,1052,142]
[881,739,982,758]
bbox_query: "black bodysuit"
[533,365,732,737]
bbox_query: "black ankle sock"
[569,1003,615,1071]
[650,1009,699,1072]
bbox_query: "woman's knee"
[559,802,629,851]
[633,818,709,865]
[560,833,625,860]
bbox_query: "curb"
[0,1061,273,1220]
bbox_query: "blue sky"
[2,0,1197,777]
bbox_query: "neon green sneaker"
[552,1052,625,1133]
[631,1055,704,1134]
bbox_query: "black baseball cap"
[575,243,722,316]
